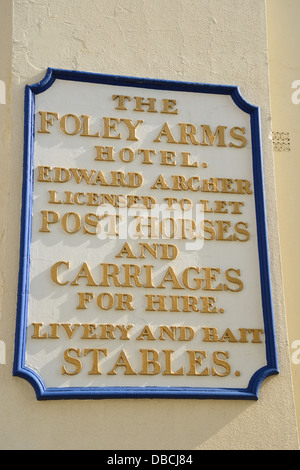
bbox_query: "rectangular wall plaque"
[13,68,278,399]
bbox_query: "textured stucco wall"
[0,0,298,450]
[266,0,300,434]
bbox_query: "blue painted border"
[13,68,279,400]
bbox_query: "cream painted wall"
[0,0,298,449]
[0,0,12,367]
[266,0,300,434]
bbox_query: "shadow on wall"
[12,372,257,450]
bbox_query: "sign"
[14,68,278,399]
